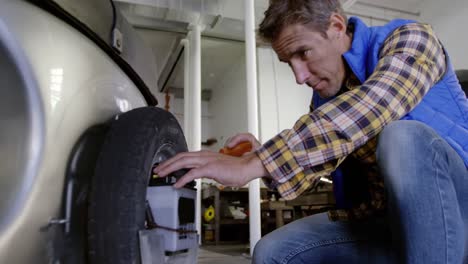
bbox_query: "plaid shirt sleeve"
[256,23,446,200]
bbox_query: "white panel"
[257,47,312,141]
[349,3,386,19]
[348,2,419,23]
[168,97,214,149]
[420,0,468,70]
[357,16,372,25]
[274,56,312,131]
[257,47,280,142]
[218,0,245,20]
[382,9,417,21]
[136,29,182,78]
[370,18,387,27]
[357,0,421,14]
[209,55,248,150]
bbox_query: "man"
[155,0,468,262]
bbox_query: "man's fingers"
[174,164,219,188]
[226,133,255,148]
[224,137,236,148]
[155,157,202,177]
[242,151,254,156]
[154,153,188,174]
[153,152,190,173]
[154,151,207,171]
[174,167,208,188]
[154,151,218,177]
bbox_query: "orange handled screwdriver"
[219,141,253,157]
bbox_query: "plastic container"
[146,186,197,253]
[139,229,198,264]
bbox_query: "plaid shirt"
[256,23,446,221]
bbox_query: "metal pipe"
[181,38,191,140]
[188,24,203,244]
[244,0,261,256]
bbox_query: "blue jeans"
[253,121,468,263]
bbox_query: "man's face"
[272,19,349,98]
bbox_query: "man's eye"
[301,49,311,58]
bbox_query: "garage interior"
[115,0,468,262]
[1,0,467,263]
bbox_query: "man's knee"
[252,235,284,264]
[376,120,441,192]
[376,120,436,163]
[378,120,432,147]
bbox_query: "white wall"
[346,1,419,26]
[419,0,468,70]
[209,54,249,150]
[155,93,214,150]
[142,1,423,150]
[257,47,312,143]
[157,53,249,155]
[136,29,182,78]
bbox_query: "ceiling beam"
[356,0,421,17]
[342,0,358,10]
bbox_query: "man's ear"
[327,13,347,39]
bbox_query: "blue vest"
[314,17,468,208]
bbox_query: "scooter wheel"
[88,107,188,264]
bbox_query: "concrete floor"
[198,244,251,264]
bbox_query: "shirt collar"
[342,17,371,84]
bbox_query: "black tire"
[88,107,188,264]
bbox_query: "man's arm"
[154,151,269,188]
[256,23,446,200]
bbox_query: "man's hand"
[153,151,269,188]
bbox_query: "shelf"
[285,191,335,206]
[261,201,294,210]
[220,219,248,225]
[201,186,250,245]
[202,186,249,199]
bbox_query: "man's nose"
[291,62,310,85]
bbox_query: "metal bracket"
[49,219,69,225]
[41,180,73,233]
[112,28,124,53]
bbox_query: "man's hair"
[258,0,347,43]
